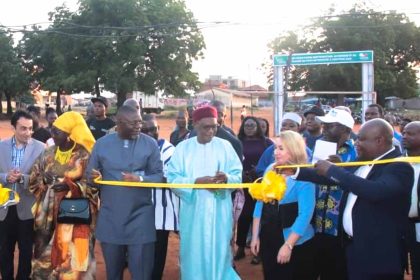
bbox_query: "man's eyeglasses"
[141,126,158,133]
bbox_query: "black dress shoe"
[234,247,245,261]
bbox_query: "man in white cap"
[302,108,357,280]
[334,106,358,141]
[316,108,355,150]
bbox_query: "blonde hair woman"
[250,131,316,280]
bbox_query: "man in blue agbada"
[167,106,242,280]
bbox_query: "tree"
[268,5,420,105]
[18,6,79,114]
[0,28,29,115]
[19,0,205,108]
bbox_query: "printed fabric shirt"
[314,139,357,236]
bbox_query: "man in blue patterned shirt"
[311,108,357,280]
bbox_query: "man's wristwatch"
[138,176,144,182]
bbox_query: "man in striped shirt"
[142,114,178,280]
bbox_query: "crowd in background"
[0,97,419,280]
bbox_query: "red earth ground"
[1,107,411,279]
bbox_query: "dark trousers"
[408,220,420,280]
[313,233,348,280]
[346,242,404,280]
[101,241,154,280]
[0,206,34,280]
[347,267,403,280]
[260,221,316,280]
[236,189,256,247]
[152,230,170,280]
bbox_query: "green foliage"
[268,6,420,104]
[17,91,34,105]
[0,29,29,114]
[18,0,205,108]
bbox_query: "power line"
[0,21,239,39]
[0,11,418,39]
[1,23,415,39]
[0,20,229,30]
[1,10,419,30]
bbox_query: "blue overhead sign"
[273,50,373,66]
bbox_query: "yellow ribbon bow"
[249,170,287,203]
[0,184,20,208]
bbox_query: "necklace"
[55,142,76,165]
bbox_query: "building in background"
[203,75,249,90]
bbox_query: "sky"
[1,0,419,88]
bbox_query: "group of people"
[0,97,419,280]
[250,105,419,280]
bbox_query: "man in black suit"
[297,118,413,280]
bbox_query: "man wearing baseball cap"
[307,108,357,280]
[87,96,116,140]
[317,107,355,131]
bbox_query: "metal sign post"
[273,50,374,135]
[273,66,283,135]
[362,63,375,122]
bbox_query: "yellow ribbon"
[274,156,420,169]
[93,178,254,189]
[92,156,420,189]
